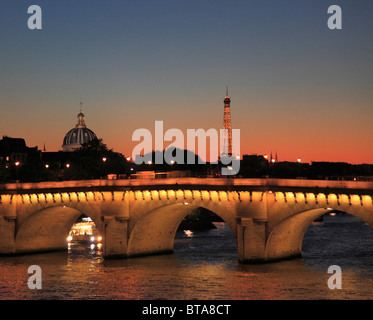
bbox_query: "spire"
[226,85,229,98]
[76,101,86,128]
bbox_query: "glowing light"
[102,157,107,162]
[90,244,95,250]
[45,164,49,168]
[90,236,95,242]
[183,202,189,205]
[170,160,175,164]
[15,162,20,166]
[147,160,152,165]
[126,157,131,161]
[97,236,102,242]
[97,243,102,249]
[297,158,301,163]
[67,236,73,242]
[184,230,193,237]
[66,163,70,168]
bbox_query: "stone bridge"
[0,178,372,263]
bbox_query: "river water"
[1,214,373,300]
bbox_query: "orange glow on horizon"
[11,104,373,166]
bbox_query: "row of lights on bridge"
[13,155,304,169]
[41,156,134,170]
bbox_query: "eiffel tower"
[222,86,232,157]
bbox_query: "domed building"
[62,106,97,152]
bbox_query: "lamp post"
[102,157,107,179]
[297,158,302,178]
[15,161,20,182]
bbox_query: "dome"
[62,111,97,152]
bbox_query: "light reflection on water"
[1,215,373,299]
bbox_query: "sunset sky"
[0,0,372,164]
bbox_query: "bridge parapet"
[1,178,373,194]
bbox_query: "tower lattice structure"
[222,87,232,157]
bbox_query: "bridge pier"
[237,217,267,263]
[102,216,129,258]
[0,216,16,254]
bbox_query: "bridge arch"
[15,205,101,254]
[265,207,373,262]
[127,203,236,257]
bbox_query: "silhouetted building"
[0,136,40,165]
[0,136,41,182]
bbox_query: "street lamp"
[45,164,49,169]
[102,157,108,179]
[66,163,70,168]
[15,161,20,182]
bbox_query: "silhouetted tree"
[63,138,128,180]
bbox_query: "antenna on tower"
[226,85,229,97]
[79,95,84,112]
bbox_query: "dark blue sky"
[1,1,372,163]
